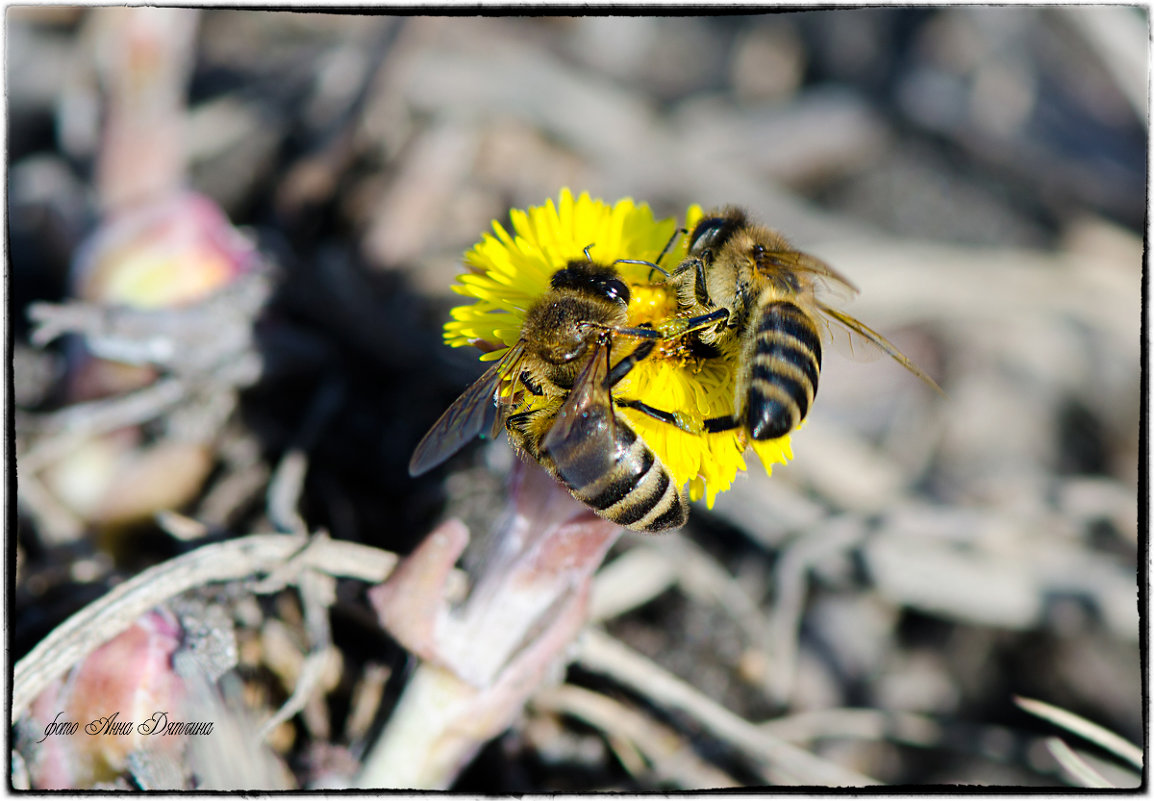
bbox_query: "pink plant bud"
[73,191,258,311]
[22,609,188,789]
[45,191,257,526]
[64,190,259,403]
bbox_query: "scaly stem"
[359,459,623,789]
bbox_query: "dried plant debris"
[11,8,1142,791]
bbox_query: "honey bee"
[663,207,939,441]
[409,259,689,532]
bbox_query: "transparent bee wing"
[763,249,859,304]
[818,302,943,394]
[408,343,525,476]
[542,336,614,455]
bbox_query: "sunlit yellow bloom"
[444,189,792,507]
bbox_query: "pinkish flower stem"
[94,8,200,213]
[361,458,623,789]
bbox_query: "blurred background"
[10,8,1145,790]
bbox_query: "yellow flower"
[444,189,792,507]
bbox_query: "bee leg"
[656,307,729,338]
[610,322,663,340]
[616,398,697,433]
[617,400,740,437]
[605,340,657,388]
[519,370,545,396]
[669,256,714,308]
[702,414,740,433]
[692,256,712,307]
[683,307,728,331]
[504,410,536,433]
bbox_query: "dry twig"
[534,683,741,789]
[1015,696,1143,770]
[575,628,882,786]
[12,532,414,718]
[1044,737,1114,789]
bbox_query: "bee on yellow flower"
[410,189,793,525]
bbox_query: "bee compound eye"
[602,278,630,304]
[689,217,727,255]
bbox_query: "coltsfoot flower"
[443,189,792,508]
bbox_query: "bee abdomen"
[546,409,687,532]
[745,301,822,441]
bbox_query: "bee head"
[552,260,631,306]
[688,207,748,262]
[525,261,632,370]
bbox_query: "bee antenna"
[583,243,596,262]
[606,226,686,280]
[655,226,686,266]
[611,258,670,280]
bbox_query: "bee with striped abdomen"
[409,258,688,532]
[662,207,939,441]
